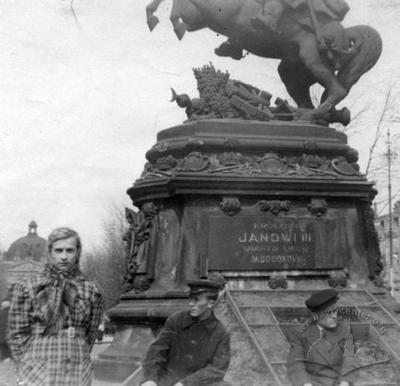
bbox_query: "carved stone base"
[93,325,152,383]
[328,272,348,288]
[105,120,384,382]
[268,275,288,289]
[125,121,382,283]
[94,292,189,383]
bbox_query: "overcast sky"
[0,0,399,251]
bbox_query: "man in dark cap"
[140,279,231,386]
[286,289,355,386]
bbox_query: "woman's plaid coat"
[7,271,104,386]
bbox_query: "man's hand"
[173,383,184,386]
[303,383,313,386]
[339,382,350,386]
[141,381,157,386]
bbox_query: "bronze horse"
[146,0,382,118]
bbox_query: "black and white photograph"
[1,1,400,385]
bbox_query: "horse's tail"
[338,25,382,91]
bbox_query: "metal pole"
[387,128,394,292]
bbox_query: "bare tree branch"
[377,193,400,216]
[82,204,127,308]
[70,0,81,28]
[365,87,392,176]
[369,164,388,174]
[343,104,369,133]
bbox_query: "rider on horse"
[215,0,350,62]
[252,0,350,32]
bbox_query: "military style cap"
[305,289,339,312]
[187,279,222,295]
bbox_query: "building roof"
[5,221,46,261]
[375,200,400,221]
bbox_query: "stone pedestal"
[95,119,383,383]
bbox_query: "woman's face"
[48,237,78,270]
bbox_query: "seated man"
[140,280,231,386]
[286,289,356,386]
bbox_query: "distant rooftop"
[5,221,46,262]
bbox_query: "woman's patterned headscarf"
[33,227,83,336]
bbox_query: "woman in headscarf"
[7,227,104,386]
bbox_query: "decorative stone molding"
[186,137,204,146]
[131,276,152,293]
[155,155,178,171]
[153,141,169,153]
[328,273,347,289]
[180,152,209,172]
[139,162,173,181]
[220,197,241,216]
[345,148,359,163]
[222,137,240,148]
[257,200,291,215]
[361,203,384,280]
[331,157,361,176]
[136,150,364,184]
[299,154,328,169]
[123,202,160,292]
[218,152,245,166]
[308,199,328,217]
[256,153,288,175]
[303,140,318,150]
[268,275,288,289]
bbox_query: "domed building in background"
[5,221,46,262]
[0,221,46,291]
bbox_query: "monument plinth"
[95,120,384,384]
[125,119,381,287]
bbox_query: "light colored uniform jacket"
[286,321,355,386]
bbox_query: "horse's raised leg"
[170,2,187,40]
[171,18,187,40]
[146,0,164,31]
[297,34,347,114]
[278,60,315,108]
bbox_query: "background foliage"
[82,205,127,309]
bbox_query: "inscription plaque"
[205,216,347,270]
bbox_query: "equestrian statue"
[146,0,382,122]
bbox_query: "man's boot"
[215,41,244,60]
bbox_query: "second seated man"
[286,288,357,386]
